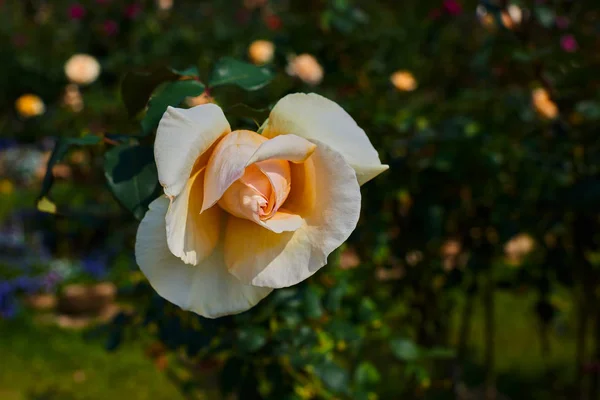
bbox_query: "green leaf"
[225,103,271,126]
[209,57,273,91]
[534,6,555,28]
[121,67,179,117]
[39,135,102,200]
[423,347,456,359]
[390,338,420,362]
[575,101,600,120]
[303,286,323,319]
[104,144,160,220]
[313,361,349,394]
[354,362,380,389]
[220,357,244,395]
[170,66,200,77]
[140,80,205,134]
[120,66,200,117]
[237,327,267,353]
[357,297,378,322]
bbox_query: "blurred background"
[1,0,600,399]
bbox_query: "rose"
[64,54,101,85]
[248,40,275,65]
[15,94,45,118]
[390,70,417,92]
[135,93,388,318]
[286,54,324,86]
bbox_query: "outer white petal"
[165,168,222,265]
[263,93,388,185]
[155,104,230,198]
[135,197,272,318]
[224,140,361,288]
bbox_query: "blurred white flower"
[64,54,101,85]
[286,54,323,85]
[507,4,523,25]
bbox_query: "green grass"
[0,315,185,400]
[449,289,580,399]
[0,290,582,400]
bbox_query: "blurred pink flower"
[443,0,462,16]
[125,3,142,19]
[555,16,570,30]
[68,3,86,20]
[103,20,119,36]
[560,34,578,52]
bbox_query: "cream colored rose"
[15,94,45,118]
[248,40,275,65]
[64,54,101,85]
[136,93,388,318]
[286,54,323,85]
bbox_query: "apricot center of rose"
[217,158,291,223]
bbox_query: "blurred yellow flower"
[0,179,14,195]
[15,94,45,118]
[248,40,275,65]
[64,54,101,85]
[390,70,417,92]
[532,88,559,120]
[286,54,324,86]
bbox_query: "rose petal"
[224,140,361,288]
[255,159,291,215]
[136,196,272,318]
[263,93,388,185]
[217,166,271,222]
[155,104,230,198]
[246,134,316,165]
[202,130,266,212]
[260,209,303,233]
[165,168,222,265]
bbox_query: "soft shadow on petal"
[263,93,388,185]
[202,130,266,212]
[246,134,316,165]
[136,197,272,318]
[260,209,304,233]
[224,140,361,288]
[155,104,230,198]
[166,168,222,265]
